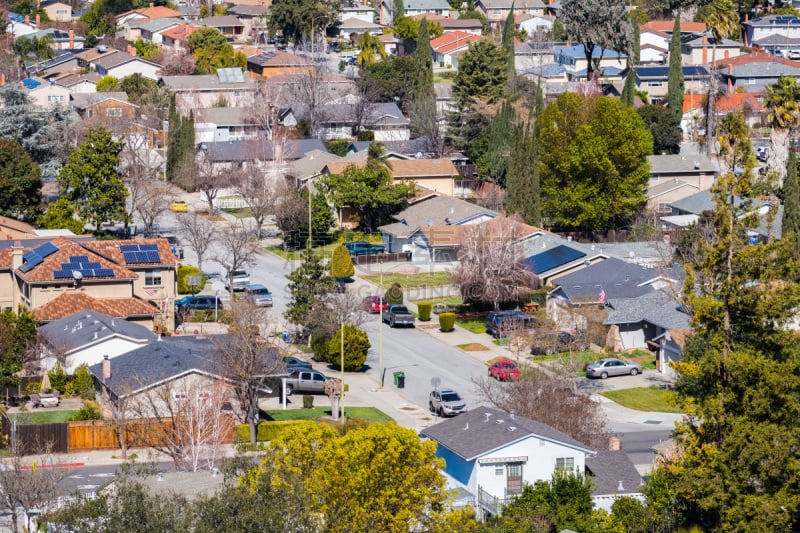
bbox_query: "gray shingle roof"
[728,61,800,78]
[648,154,718,175]
[404,0,450,10]
[550,257,668,302]
[38,311,155,353]
[586,451,643,496]
[379,195,496,237]
[195,106,251,125]
[605,289,690,330]
[202,138,327,162]
[753,34,800,46]
[161,70,255,91]
[70,91,133,110]
[648,179,698,197]
[201,15,244,27]
[138,17,182,32]
[420,406,594,460]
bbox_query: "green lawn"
[267,246,304,260]
[599,386,682,413]
[362,271,452,289]
[411,296,463,305]
[263,406,393,424]
[222,207,253,218]
[456,317,487,334]
[15,410,79,424]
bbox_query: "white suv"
[224,270,250,291]
[429,388,466,417]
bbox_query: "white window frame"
[107,107,123,117]
[555,457,575,471]
[145,269,162,286]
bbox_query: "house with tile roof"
[138,17,183,45]
[634,65,709,104]
[0,237,179,332]
[430,31,481,67]
[0,216,38,241]
[420,406,595,518]
[714,92,764,128]
[115,4,184,41]
[160,23,201,51]
[641,20,707,36]
[680,93,705,140]
[715,51,800,93]
[37,310,156,372]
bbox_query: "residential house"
[475,0,544,22]
[0,217,38,241]
[346,136,440,159]
[199,138,327,175]
[553,44,627,79]
[680,34,742,66]
[337,18,383,40]
[115,4,184,41]
[139,17,183,45]
[37,310,156,373]
[160,23,201,51]
[90,50,162,81]
[378,0,450,25]
[641,19,707,37]
[49,71,102,93]
[647,179,701,217]
[604,288,690,352]
[71,92,139,128]
[0,237,179,331]
[286,149,357,187]
[514,40,559,72]
[379,33,405,56]
[517,15,554,37]
[325,156,458,193]
[431,31,482,67]
[715,51,800,93]
[420,406,595,518]
[680,93,704,141]
[18,77,70,108]
[281,102,410,142]
[246,50,313,77]
[648,154,718,191]
[7,12,38,38]
[227,4,270,40]
[654,328,692,378]
[585,452,645,511]
[518,239,606,287]
[200,15,245,40]
[340,3,377,23]
[638,27,669,65]
[160,68,257,111]
[195,107,262,143]
[744,14,800,52]
[714,91,764,129]
[378,195,497,259]
[42,1,73,22]
[634,66,709,104]
[413,15,484,35]
[26,28,84,50]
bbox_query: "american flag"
[145,289,159,297]
[598,288,606,304]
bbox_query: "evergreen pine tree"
[621,23,639,106]
[782,141,800,254]
[330,244,355,279]
[410,18,436,137]
[393,0,404,21]
[483,99,515,187]
[166,96,181,181]
[505,82,542,225]
[502,3,516,79]
[667,14,684,126]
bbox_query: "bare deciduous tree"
[152,48,196,76]
[233,167,278,236]
[176,211,217,272]
[214,220,260,298]
[133,182,169,238]
[451,215,541,309]
[196,153,232,214]
[212,299,285,445]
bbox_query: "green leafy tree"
[783,142,800,256]
[452,39,508,108]
[57,127,128,231]
[667,14,684,126]
[696,0,740,39]
[275,188,334,249]
[47,362,67,392]
[37,199,85,234]
[268,0,341,44]
[12,34,55,71]
[68,400,103,421]
[356,32,387,67]
[501,3,516,78]
[72,363,96,400]
[95,75,120,92]
[365,56,417,107]
[637,103,681,154]
[284,252,339,326]
[329,244,355,279]
[119,73,158,104]
[188,27,246,74]
[561,0,630,80]
[0,307,38,388]
[393,0,404,19]
[665,112,800,530]
[392,16,443,41]
[132,38,158,59]
[320,151,415,232]
[326,324,370,371]
[538,93,652,235]
[0,138,41,220]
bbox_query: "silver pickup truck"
[382,304,415,328]
[283,369,329,395]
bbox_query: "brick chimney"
[69,29,74,49]
[24,15,29,25]
[35,14,40,27]
[11,241,22,271]
[728,64,733,91]
[102,355,111,382]
[702,43,707,65]
[0,73,5,87]
[608,436,621,451]
[149,2,154,7]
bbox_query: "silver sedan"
[586,358,641,379]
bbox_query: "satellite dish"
[72,270,83,280]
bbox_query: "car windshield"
[441,392,461,402]
[232,271,247,277]
[251,288,270,295]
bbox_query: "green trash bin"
[393,371,405,388]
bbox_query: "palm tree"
[765,75,800,181]
[356,33,387,68]
[698,0,740,40]
[12,34,55,74]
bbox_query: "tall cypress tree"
[410,18,436,137]
[393,0,404,21]
[783,141,800,254]
[621,24,640,106]
[667,14,684,126]
[166,96,182,181]
[483,99,515,187]
[502,3,516,79]
[506,83,542,225]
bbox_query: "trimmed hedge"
[439,312,456,332]
[386,282,403,305]
[235,420,308,443]
[177,265,206,294]
[417,301,432,321]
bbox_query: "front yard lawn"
[456,317,487,334]
[599,386,682,413]
[263,406,393,424]
[267,246,304,260]
[15,410,79,424]
[362,271,452,289]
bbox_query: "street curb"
[19,462,85,470]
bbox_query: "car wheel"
[437,407,444,416]
[429,402,435,413]
[630,368,639,376]
[286,384,294,395]
[390,319,395,328]
[600,372,609,379]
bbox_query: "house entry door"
[507,463,523,495]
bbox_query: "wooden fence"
[1,413,69,453]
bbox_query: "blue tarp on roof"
[22,78,41,89]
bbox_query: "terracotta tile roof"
[641,20,706,33]
[117,5,182,21]
[715,92,763,113]
[160,23,201,42]
[420,215,541,246]
[640,26,670,38]
[33,292,159,321]
[0,216,36,235]
[11,237,138,283]
[713,50,796,69]
[324,159,367,175]
[420,224,464,245]
[430,31,481,54]
[683,93,704,113]
[80,238,179,268]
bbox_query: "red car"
[488,360,520,381]
[361,295,387,314]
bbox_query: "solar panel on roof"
[145,251,161,263]
[95,268,114,277]
[53,270,73,279]
[519,245,587,275]
[19,251,43,273]
[69,255,89,263]
[83,262,101,270]
[119,244,140,253]
[140,244,159,251]
[34,242,58,259]
[122,251,139,263]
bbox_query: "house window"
[744,78,756,85]
[172,391,187,401]
[107,107,122,117]
[555,457,575,471]
[648,81,663,87]
[145,269,162,286]
[495,467,504,476]
[48,95,64,103]
[87,109,94,118]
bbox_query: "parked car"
[175,295,223,312]
[488,360,520,381]
[530,331,585,355]
[361,295,387,314]
[343,241,385,256]
[224,270,250,291]
[170,200,188,212]
[244,284,273,307]
[283,356,312,370]
[585,358,641,379]
[429,388,466,416]
[382,304,415,327]
[283,369,329,394]
[485,310,536,338]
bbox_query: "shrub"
[311,331,333,362]
[356,130,374,141]
[386,282,403,305]
[177,265,206,294]
[330,244,355,279]
[69,400,102,421]
[439,312,456,332]
[326,324,371,371]
[303,395,314,409]
[325,139,350,157]
[72,363,95,400]
[48,363,67,393]
[235,420,308,442]
[417,302,432,321]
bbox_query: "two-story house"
[115,4,183,41]
[714,51,800,93]
[160,68,257,111]
[634,65,709,103]
[745,14,800,54]
[475,0,545,22]
[680,33,742,66]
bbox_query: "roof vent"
[97,45,107,53]
[507,426,517,431]
[496,419,504,424]
[694,161,700,170]
[509,413,515,419]
[484,412,492,422]
[93,332,98,340]
[617,480,625,491]
[111,319,115,327]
